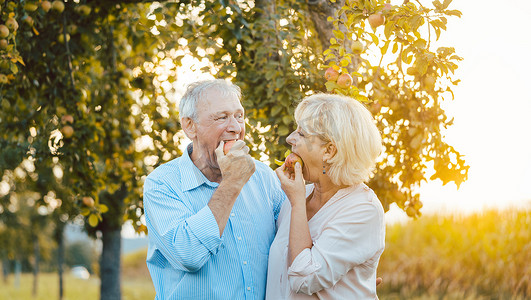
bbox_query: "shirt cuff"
[185,206,223,255]
[287,248,321,276]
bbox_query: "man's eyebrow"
[211,109,244,117]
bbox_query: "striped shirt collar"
[179,143,219,191]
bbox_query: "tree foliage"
[1,0,468,298]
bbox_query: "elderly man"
[143,79,286,299]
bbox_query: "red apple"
[324,67,339,81]
[61,115,74,124]
[337,73,353,89]
[284,153,303,174]
[52,1,65,13]
[61,125,74,138]
[41,1,52,12]
[368,13,385,28]
[82,196,95,207]
[223,140,237,155]
[0,25,10,39]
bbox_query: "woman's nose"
[286,131,296,146]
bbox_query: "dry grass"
[377,208,531,299]
[2,208,529,299]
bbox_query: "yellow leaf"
[32,27,40,36]
[274,159,284,166]
[16,57,25,66]
[99,204,109,213]
[88,214,99,227]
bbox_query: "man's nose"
[226,116,242,132]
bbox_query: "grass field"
[1,208,529,299]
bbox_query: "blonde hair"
[294,94,382,185]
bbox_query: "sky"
[386,0,531,222]
[123,0,531,236]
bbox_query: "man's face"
[189,88,245,168]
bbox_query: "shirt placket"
[229,209,255,299]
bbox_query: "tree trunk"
[2,258,9,284]
[99,227,122,300]
[55,222,65,300]
[32,237,40,297]
[307,0,345,50]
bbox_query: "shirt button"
[243,261,247,265]
[247,287,251,291]
[231,213,235,217]
[237,236,242,240]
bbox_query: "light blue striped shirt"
[144,144,286,300]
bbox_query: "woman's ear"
[181,117,196,140]
[322,142,337,162]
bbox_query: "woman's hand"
[275,161,306,207]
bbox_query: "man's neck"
[189,145,223,183]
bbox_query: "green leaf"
[368,33,379,46]
[445,10,462,17]
[333,30,345,40]
[384,20,395,39]
[271,105,282,117]
[381,40,390,55]
[442,0,452,9]
[392,42,399,54]
[278,125,289,136]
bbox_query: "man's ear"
[181,117,196,140]
[322,142,337,163]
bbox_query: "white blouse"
[265,183,385,300]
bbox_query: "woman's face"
[286,125,326,182]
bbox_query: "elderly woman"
[265,93,385,299]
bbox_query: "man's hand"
[216,140,255,186]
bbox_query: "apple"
[423,75,436,89]
[52,1,65,13]
[369,101,382,114]
[324,67,339,81]
[284,153,303,174]
[61,125,74,138]
[337,73,353,89]
[41,1,52,12]
[24,3,39,12]
[58,33,70,43]
[223,140,237,155]
[368,13,385,28]
[0,39,7,50]
[406,206,416,217]
[6,17,18,32]
[61,115,74,124]
[0,25,8,38]
[0,74,8,84]
[77,5,91,16]
[24,16,34,27]
[350,40,364,54]
[82,196,95,207]
[383,3,393,12]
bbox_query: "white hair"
[294,93,382,185]
[179,79,242,121]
